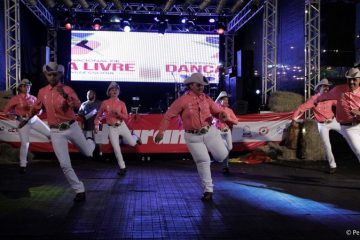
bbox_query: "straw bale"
[268,91,304,112]
[0,90,13,111]
[298,119,326,161]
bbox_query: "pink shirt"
[214,104,239,129]
[292,93,336,122]
[94,98,128,127]
[3,93,37,117]
[33,83,80,125]
[159,91,224,132]
[317,84,360,124]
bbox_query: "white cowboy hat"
[18,78,32,87]
[183,73,209,85]
[42,62,65,74]
[345,67,360,78]
[106,81,120,96]
[314,78,331,91]
[215,91,231,102]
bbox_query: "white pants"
[109,122,136,169]
[184,126,229,193]
[220,130,233,168]
[317,119,341,168]
[18,116,50,167]
[340,124,360,163]
[50,122,95,193]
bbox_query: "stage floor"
[0,154,360,240]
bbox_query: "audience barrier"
[0,112,293,153]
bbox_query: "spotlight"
[110,15,121,23]
[181,17,187,24]
[184,20,196,32]
[209,18,215,23]
[92,18,102,31]
[122,20,131,32]
[217,22,226,35]
[64,17,73,30]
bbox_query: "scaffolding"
[304,0,320,118]
[5,0,21,90]
[261,0,278,105]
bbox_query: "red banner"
[0,112,292,153]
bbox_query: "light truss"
[224,34,235,73]
[20,0,54,26]
[47,28,57,62]
[261,0,277,105]
[304,0,320,118]
[227,0,264,33]
[55,2,232,17]
[5,0,21,90]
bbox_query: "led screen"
[70,30,220,84]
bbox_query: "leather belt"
[110,121,123,127]
[185,126,210,135]
[340,122,355,126]
[50,119,75,130]
[319,118,333,124]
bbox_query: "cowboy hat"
[215,91,231,103]
[183,73,209,85]
[314,78,331,91]
[106,81,120,96]
[18,78,32,87]
[345,67,360,79]
[42,62,65,74]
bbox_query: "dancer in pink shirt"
[316,68,360,167]
[213,91,239,174]
[33,62,95,202]
[155,73,229,201]
[94,82,140,176]
[3,79,50,173]
[292,78,340,173]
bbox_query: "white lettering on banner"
[134,129,185,144]
[232,120,291,143]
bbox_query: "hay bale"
[298,119,326,161]
[266,142,298,160]
[0,90,13,111]
[0,143,34,164]
[268,91,304,112]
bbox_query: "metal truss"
[224,34,235,73]
[304,0,320,118]
[227,0,265,33]
[47,28,57,62]
[20,0,54,26]
[57,2,232,17]
[261,0,277,105]
[5,0,21,90]
[97,23,218,33]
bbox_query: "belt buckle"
[58,122,70,131]
[199,126,209,134]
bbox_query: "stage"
[0,155,359,239]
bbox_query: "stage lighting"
[122,20,131,32]
[217,22,226,35]
[110,15,121,23]
[181,18,187,24]
[209,18,215,23]
[184,20,196,32]
[92,18,102,31]
[64,17,73,30]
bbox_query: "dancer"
[94,82,139,176]
[155,73,229,201]
[3,79,50,173]
[213,91,239,174]
[33,62,95,202]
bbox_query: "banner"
[0,112,293,153]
